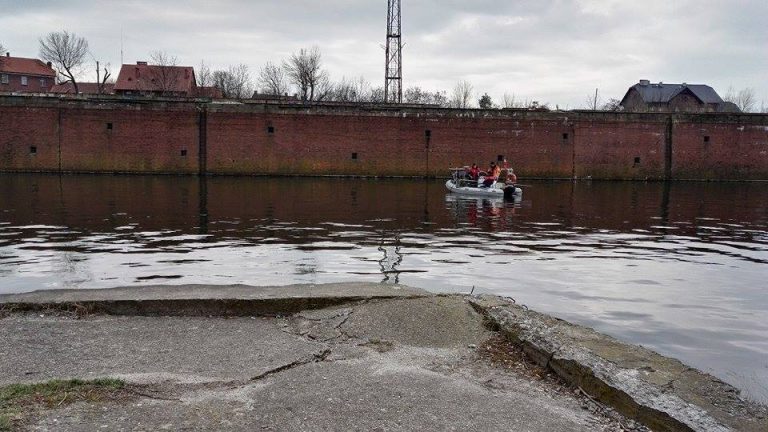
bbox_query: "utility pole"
[385,0,402,104]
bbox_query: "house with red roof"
[114,61,197,97]
[114,61,223,98]
[0,52,56,93]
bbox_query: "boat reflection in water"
[0,174,767,403]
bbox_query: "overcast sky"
[1,0,766,109]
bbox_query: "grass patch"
[0,378,126,431]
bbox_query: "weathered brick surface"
[59,107,199,173]
[672,119,768,180]
[1,96,767,180]
[0,105,60,171]
[574,118,667,179]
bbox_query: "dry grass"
[0,378,129,431]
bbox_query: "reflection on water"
[1,174,767,402]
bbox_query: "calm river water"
[1,174,767,402]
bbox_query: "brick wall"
[1,96,767,180]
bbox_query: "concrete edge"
[0,295,426,317]
[467,295,767,432]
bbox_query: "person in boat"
[469,163,480,180]
[506,168,517,185]
[482,162,501,187]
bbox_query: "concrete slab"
[0,283,428,316]
[29,350,621,432]
[0,294,643,431]
[0,316,325,386]
[469,295,768,432]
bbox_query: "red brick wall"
[206,108,574,177]
[672,118,768,180]
[1,96,767,180]
[59,107,199,173]
[574,118,667,179]
[0,105,60,171]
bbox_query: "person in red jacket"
[469,163,480,180]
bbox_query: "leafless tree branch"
[283,46,328,101]
[39,31,88,94]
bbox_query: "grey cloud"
[0,0,765,108]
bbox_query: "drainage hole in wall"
[267,126,275,134]
[106,122,113,130]
[704,135,710,143]
[30,146,37,155]
[181,149,187,157]
[351,152,358,160]
[562,133,569,140]
[634,157,641,164]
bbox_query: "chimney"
[639,79,650,86]
[137,61,147,66]
[46,61,52,67]
[5,52,9,57]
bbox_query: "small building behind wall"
[0,52,56,93]
[114,61,197,97]
[620,80,739,113]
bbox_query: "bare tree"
[502,92,521,108]
[724,86,757,112]
[94,61,112,94]
[584,88,602,110]
[601,98,623,111]
[282,46,328,101]
[39,31,89,93]
[403,86,447,106]
[0,42,6,67]
[197,61,212,87]
[369,86,386,103]
[148,51,184,96]
[212,64,253,99]
[258,61,288,95]
[451,80,474,108]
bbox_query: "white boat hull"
[445,180,522,199]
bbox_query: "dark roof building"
[620,80,739,113]
[0,53,56,93]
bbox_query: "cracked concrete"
[1,294,643,431]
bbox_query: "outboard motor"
[503,186,518,200]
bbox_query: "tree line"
[2,32,765,112]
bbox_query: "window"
[0,74,8,84]
[40,78,47,87]
[267,126,275,134]
[497,155,504,162]
[634,157,641,164]
[21,76,28,86]
[180,149,187,157]
[106,123,113,130]
[30,146,37,155]
[562,133,569,140]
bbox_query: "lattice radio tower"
[385,0,402,103]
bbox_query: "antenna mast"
[385,0,402,103]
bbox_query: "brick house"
[114,61,222,98]
[620,80,739,113]
[0,53,56,93]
